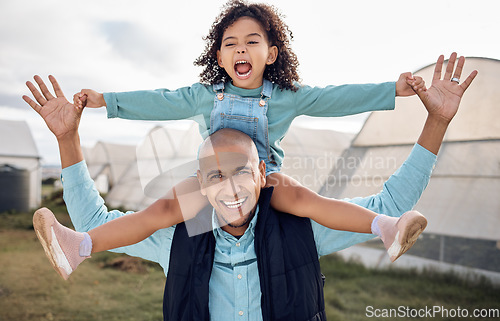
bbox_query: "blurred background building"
[0,119,41,212]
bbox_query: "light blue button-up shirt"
[62,143,436,321]
[209,207,262,321]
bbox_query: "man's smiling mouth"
[221,197,248,209]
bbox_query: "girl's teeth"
[236,70,251,77]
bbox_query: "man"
[24,53,476,320]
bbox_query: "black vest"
[163,187,326,321]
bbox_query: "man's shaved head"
[199,128,259,163]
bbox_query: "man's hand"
[416,52,478,124]
[415,53,478,155]
[22,75,83,141]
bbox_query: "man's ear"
[266,46,278,65]
[197,170,207,196]
[258,160,266,186]
[217,50,224,68]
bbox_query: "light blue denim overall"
[210,80,279,175]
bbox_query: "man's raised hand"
[23,75,83,141]
[416,53,478,123]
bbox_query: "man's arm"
[61,160,174,271]
[415,53,478,155]
[23,75,84,168]
[313,53,478,256]
[23,75,174,271]
[312,143,435,255]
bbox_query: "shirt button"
[236,242,241,247]
[237,274,242,279]
[239,311,244,316]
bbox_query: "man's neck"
[216,208,257,237]
[221,224,248,237]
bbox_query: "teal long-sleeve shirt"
[104,81,396,167]
[62,143,436,320]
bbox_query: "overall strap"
[261,79,273,98]
[213,82,225,92]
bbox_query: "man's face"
[198,145,266,231]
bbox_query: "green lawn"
[1,198,499,321]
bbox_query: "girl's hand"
[406,76,426,93]
[396,72,425,97]
[73,89,106,108]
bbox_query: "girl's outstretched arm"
[73,88,106,108]
[266,173,376,233]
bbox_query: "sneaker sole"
[33,208,72,280]
[389,211,427,262]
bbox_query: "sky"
[1,0,499,165]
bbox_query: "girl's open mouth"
[235,60,252,78]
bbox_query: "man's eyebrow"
[205,165,250,178]
[233,165,251,173]
[206,169,222,179]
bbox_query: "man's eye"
[209,174,223,180]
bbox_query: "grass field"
[1,195,500,320]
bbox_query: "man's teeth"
[223,198,247,209]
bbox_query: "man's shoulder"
[258,187,312,227]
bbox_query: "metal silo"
[0,164,30,213]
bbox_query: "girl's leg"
[88,176,207,252]
[33,176,208,279]
[265,172,375,233]
[265,172,427,262]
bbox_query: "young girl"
[34,0,428,280]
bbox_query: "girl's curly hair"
[194,0,300,91]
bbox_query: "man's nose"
[221,176,241,195]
